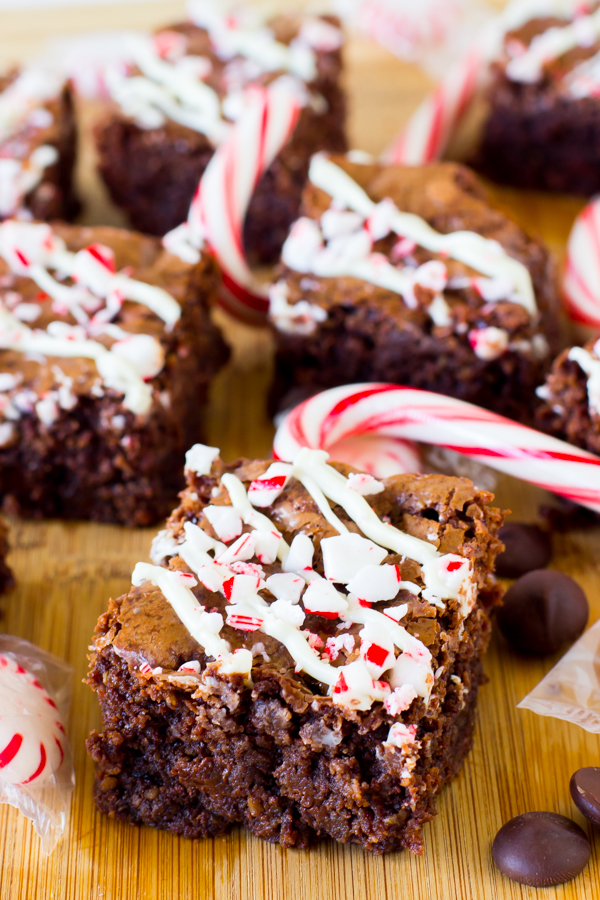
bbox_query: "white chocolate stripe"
[0,305,153,415]
[132,562,232,661]
[505,8,600,83]
[308,155,537,316]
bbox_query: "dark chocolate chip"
[492,812,590,887]
[496,523,552,578]
[571,767,600,827]
[496,569,588,655]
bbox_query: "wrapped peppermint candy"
[519,618,600,733]
[0,635,74,853]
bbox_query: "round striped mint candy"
[0,654,66,786]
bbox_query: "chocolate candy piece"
[496,569,588,655]
[496,523,552,578]
[492,812,590,887]
[571,767,600,827]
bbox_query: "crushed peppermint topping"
[135,446,479,722]
[273,155,538,347]
[0,221,181,420]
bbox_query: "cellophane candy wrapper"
[334,0,494,77]
[518,619,600,733]
[0,635,75,854]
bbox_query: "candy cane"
[563,197,600,329]
[167,80,302,324]
[273,383,600,514]
[0,654,67,786]
[383,46,483,165]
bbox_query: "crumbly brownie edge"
[86,600,490,854]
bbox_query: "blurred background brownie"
[0,516,13,594]
[95,11,347,263]
[269,154,560,421]
[536,338,600,453]
[0,66,78,222]
[474,4,600,195]
[87,448,504,853]
[0,220,228,526]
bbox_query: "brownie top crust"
[102,12,343,146]
[270,153,558,365]
[0,219,220,442]
[98,446,504,746]
[0,67,71,217]
[492,3,600,96]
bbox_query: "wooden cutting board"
[0,3,598,899]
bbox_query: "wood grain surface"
[0,3,598,899]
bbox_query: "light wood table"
[0,3,597,899]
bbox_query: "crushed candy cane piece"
[178,660,201,674]
[346,563,401,605]
[346,472,385,495]
[384,685,419,717]
[222,574,263,604]
[203,505,243,543]
[332,658,390,710]
[253,530,281,564]
[359,622,395,677]
[383,722,418,750]
[302,579,348,619]
[321,533,388,583]
[185,443,219,475]
[265,572,304,604]
[283,533,314,574]
[248,462,293,508]
[324,633,355,661]
[216,532,256,565]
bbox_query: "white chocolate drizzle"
[132,446,479,716]
[505,6,600,83]
[106,12,340,143]
[299,155,536,316]
[0,221,182,417]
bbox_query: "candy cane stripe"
[274,384,600,514]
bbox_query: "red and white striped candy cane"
[0,654,67,786]
[383,47,483,165]
[190,80,302,324]
[563,197,600,330]
[273,383,600,513]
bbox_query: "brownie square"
[268,154,559,422]
[96,14,347,264]
[0,68,78,221]
[87,449,504,853]
[474,11,600,195]
[0,221,228,526]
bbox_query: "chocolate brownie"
[0,220,228,526]
[0,67,78,222]
[474,5,600,195]
[96,13,347,263]
[87,446,504,853]
[536,339,600,453]
[269,154,559,421]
